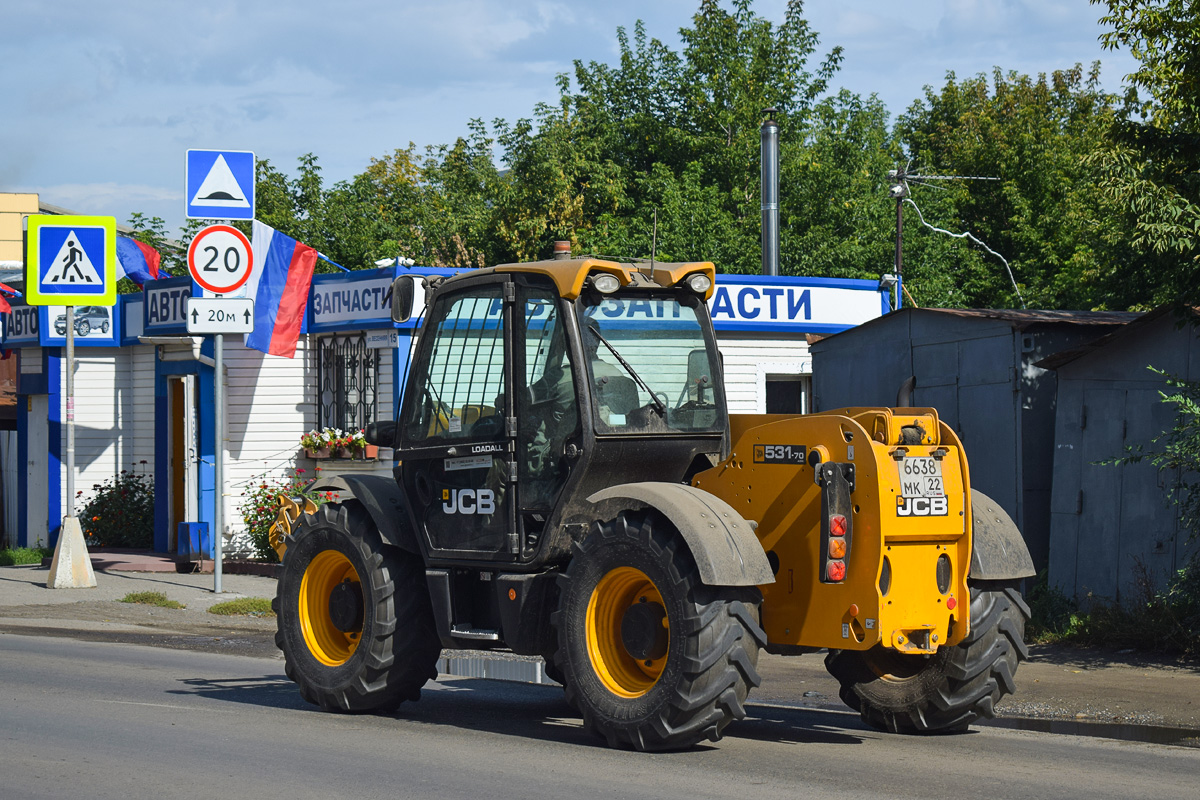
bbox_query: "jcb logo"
[896,496,949,517]
[442,488,496,515]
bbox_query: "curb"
[39,556,281,578]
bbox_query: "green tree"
[1088,0,1200,307]
[254,154,391,272]
[896,65,1127,308]
[482,0,852,270]
[122,212,186,291]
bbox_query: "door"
[399,280,514,558]
[26,395,48,547]
[168,375,198,552]
[516,284,579,513]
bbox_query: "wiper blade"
[590,328,667,417]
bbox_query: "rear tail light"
[818,464,853,583]
[828,538,847,559]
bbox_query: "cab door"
[397,277,515,559]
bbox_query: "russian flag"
[0,281,18,314]
[246,221,318,358]
[116,236,164,285]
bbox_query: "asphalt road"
[3,634,1198,800]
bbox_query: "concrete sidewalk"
[0,555,278,613]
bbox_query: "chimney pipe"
[760,109,780,276]
[552,240,571,260]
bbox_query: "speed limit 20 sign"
[188,224,253,295]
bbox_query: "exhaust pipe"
[761,109,780,276]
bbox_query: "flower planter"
[335,447,354,459]
[304,447,330,459]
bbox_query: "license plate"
[898,456,944,498]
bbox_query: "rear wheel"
[824,579,1029,733]
[552,510,765,751]
[274,502,440,712]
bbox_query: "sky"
[0,0,1138,242]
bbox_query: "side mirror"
[686,348,713,403]
[390,276,416,323]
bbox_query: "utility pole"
[886,168,909,311]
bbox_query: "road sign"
[186,297,255,334]
[26,215,117,306]
[188,224,254,295]
[186,149,255,220]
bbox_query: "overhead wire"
[903,197,1027,309]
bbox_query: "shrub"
[80,469,155,548]
[0,547,54,566]
[239,467,335,562]
[1025,570,1080,640]
[1027,556,1200,655]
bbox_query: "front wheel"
[274,502,440,712]
[551,510,765,751]
[824,579,1029,733]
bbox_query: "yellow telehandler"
[272,257,1034,750]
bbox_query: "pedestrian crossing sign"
[26,215,117,306]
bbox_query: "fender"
[588,482,774,587]
[309,475,421,556]
[969,489,1036,580]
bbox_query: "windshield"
[578,293,724,434]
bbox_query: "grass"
[208,597,275,617]
[119,591,185,609]
[0,547,54,566]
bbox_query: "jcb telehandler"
[272,257,1034,751]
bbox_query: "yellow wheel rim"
[586,566,669,698]
[299,550,362,666]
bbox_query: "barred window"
[317,334,380,433]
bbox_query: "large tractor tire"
[274,502,440,712]
[551,509,765,751]
[824,579,1029,733]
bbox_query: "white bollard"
[47,517,97,589]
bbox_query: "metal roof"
[1035,305,1197,370]
[895,307,1139,327]
[812,305,1139,347]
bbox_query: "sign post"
[187,223,255,594]
[26,215,117,589]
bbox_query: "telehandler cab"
[272,257,1034,750]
